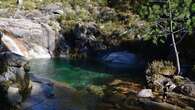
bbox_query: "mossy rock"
[146,60,176,76]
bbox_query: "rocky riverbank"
[88,77,195,110]
[0,1,195,110]
[0,52,31,109]
[22,74,88,110]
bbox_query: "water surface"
[30,58,145,89]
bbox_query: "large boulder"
[0,18,60,59]
[101,51,138,65]
[0,52,31,109]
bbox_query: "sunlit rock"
[137,89,154,98]
[7,87,22,105]
[0,18,59,59]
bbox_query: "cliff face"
[0,18,59,59]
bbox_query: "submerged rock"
[101,51,138,65]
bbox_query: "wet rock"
[137,89,154,98]
[42,82,55,98]
[29,74,55,98]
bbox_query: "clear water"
[29,58,145,89]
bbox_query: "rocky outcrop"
[56,22,106,58]
[0,52,31,109]
[0,18,59,59]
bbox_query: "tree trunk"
[16,0,23,6]
[168,0,181,75]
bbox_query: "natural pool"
[29,58,145,89]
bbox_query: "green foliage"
[135,0,193,44]
[191,3,195,12]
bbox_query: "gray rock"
[102,51,138,65]
[174,82,195,97]
[53,10,64,15]
[0,52,27,67]
[7,86,22,105]
[137,89,154,98]
[0,18,59,58]
[0,52,31,109]
[41,2,64,15]
[74,22,98,42]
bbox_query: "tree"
[168,0,181,74]
[136,0,192,75]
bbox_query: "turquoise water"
[29,58,145,89]
[30,58,113,88]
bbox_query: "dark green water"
[29,58,145,89]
